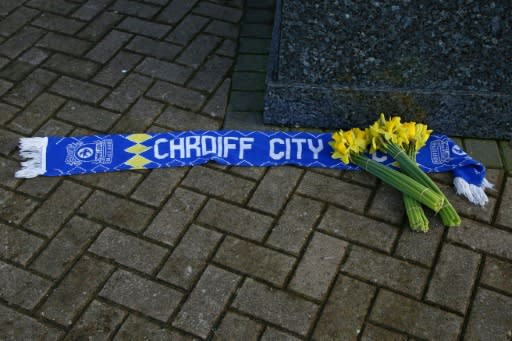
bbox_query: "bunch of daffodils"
[331,114,461,232]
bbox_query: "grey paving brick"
[37,32,92,56]
[371,290,463,340]
[101,73,152,112]
[0,0,19,15]
[26,0,78,15]
[25,180,91,236]
[318,206,399,252]
[234,54,268,72]
[394,212,445,266]
[32,12,85,35]
[0,6,39,37]
[267,195,323,255]
[158,224,222,289]
[112,97,164,133]
[239,38,270,54]
[426,243,481,313]
[189,55,234,93]
[0,128,22,156]
[0,155,20,188]
[198,199,272,241]
[100,269,183,322]
[182,166,254,203]
[0,260,51,310]
[86,30,132,63]
[30,216,102,278]
[8,93,66,134]
[166,14,208,45]
[193,2,243,23]
[3,69,58,107]
[17,177,61,199]
[233,278,319,336]
[313,275,376,341]
[297,172,372,214]
[202,78,230,118]
[43,53,100,80]
[342,246,429,298]
[64,300,127,341]
[111,0,160,19]
[232,72,265,91]
[145,188,206,245]
[500,141,512,171]
[217,39,237,57]
[440,183,496,223]
[245,8,274,24]
[212,312,263,341]
[158,0,199,24]
[261,328,301,341]
[465,288,512,341]
[57,101,120,131]
[126,36,181,61]
[176,34,222,68]
[206,20,239,39]
[448,218,512,260]
[241,23,273,38]
[51,76,109,104]
[496,176,512,229]
[481,256,512,295]
[0,304,63,340]
[0,60,34,82]
[117,17,171,39]
[368,183,405,225]
[0,223,43,266]
[72,0,112,21]
[0,187,37,224]
[215,236,295,286]
[156,106,221,130]
[136,57,193,84]
[114,315,192,341]
[0,102,18,125]
[289,232,347,300]
[248,167,302,215]
[77,11,122,41]
[75,171,142,195]
[80,190,154,233]
[131,167,186,206]
[0,26,44,58]
[465,139,503,168]
[93,50,142,87]
[39,256,114,326]
[173,265,241,338]
[35,119,73,136]
[227,90,264,112]
[483,168,504,197]
[147,81,206,110]
[246,0,275,8]
[361,324,408,341]
[89,227,168,274]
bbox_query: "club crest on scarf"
[65,139,113,166]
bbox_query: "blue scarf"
[16,131,491,205]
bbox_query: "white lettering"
[154,138,169,159]
[269,138,285,160]
[169,138,185,159]
[239,137,254,159]
[201,136,216,155]
[308,139,324,159]
[291,138,306,159]
[185,136,201,158]
[223,137,238,158]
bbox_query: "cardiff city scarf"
[16,131,492,205]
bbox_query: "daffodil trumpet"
[330,129,445,213]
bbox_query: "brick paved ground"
[1,0,511,340]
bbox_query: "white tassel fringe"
[453,177,493,206]
[15,137,48,178]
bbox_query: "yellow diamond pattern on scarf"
[124,134,153,169]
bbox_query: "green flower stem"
[403,147,429,232]
[351,153,445,212]
[384,142,461,227]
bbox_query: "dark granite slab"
[264,0,512,139]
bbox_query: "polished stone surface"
[264,0,512,138]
